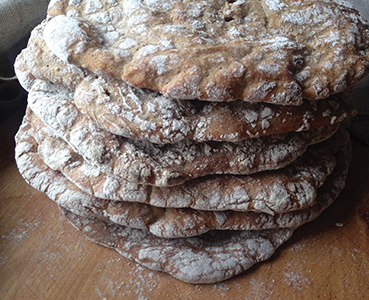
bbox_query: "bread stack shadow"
[14,0,369,284]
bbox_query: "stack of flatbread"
[13,0,369,284]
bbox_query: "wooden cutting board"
[1,106,369,300]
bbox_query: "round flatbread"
[45,0,369,104]
[14,25,356,145]
[74,75,355,144]
[61,207,294,284]
[28,94,340,187]
[28,79,355,151]
[19,111,348,215]
[15,109,351,240]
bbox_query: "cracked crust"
[27,86,341,186]
[45,0,369,104]
[14,25,357,144]
[11,0,359,285]
[61,207,294,284]
[27,79,356,150]
[29,108,344,214]
[74,75,356,143]
[15,114,350,242]
[17,110,349,216]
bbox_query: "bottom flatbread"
[61,206,294,284]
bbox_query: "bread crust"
[44,0,369,104]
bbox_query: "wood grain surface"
[1,106,369,300]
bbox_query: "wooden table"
[1,105,369,300]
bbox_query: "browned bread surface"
[45,0,369,104]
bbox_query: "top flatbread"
[45,0,369,104]
[13,24,357,144]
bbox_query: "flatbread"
[74,75,355,143]
[14,22,89,92]
[14,25,356,145]
[28,113,346,214]
[28,79,355,154]
[45,0,369,104]
[18,109,348,215]
[27,90,341,187]
[61,207,294,284]
[15,107,351,240]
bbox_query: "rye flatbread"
[18,109,348,214]
[15,113,350,239]
[45,0,369,104]
[30,111,349,215]
[61,206,294,284]
[27,88,341,187]
[14,24,356,145]
[27,112,346,214]
[73,75,355,144]
[28,79,355,151]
